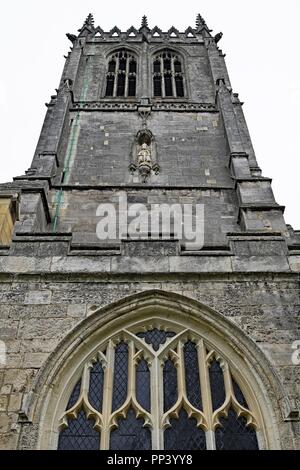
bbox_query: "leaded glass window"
[105,49,137,97]
[57,324,259,450]
[153,50,185,98]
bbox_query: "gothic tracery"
[58,322,259,450]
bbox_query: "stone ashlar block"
[289,256,300,272]
[231,255,290,272]
[237,181,276,205]
[50,256,110,273]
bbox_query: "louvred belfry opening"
[152,50,185,98]
[105,49,137,98]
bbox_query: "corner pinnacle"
[84,13,95,27]
[195,13,207,28]
[141,15,149,29]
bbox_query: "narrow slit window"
[108,60,116,73]
[119,58,126,71]
[174,60,182,73]
[117,73,126,96]
[165,73,173,97]
[105,76,114,96]
[129,60,136,74]
[128,76,136,97]
[175,75,184,97]
[153,76,162,97]
[164,58,171,71]
[154,60,161,73]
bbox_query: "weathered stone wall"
[0,270,299,449]
[63,111,228,187]
[48,188,238,245]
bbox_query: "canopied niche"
[129,129,160,183]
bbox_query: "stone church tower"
[0,14,299,450]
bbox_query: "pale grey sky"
[1,0,299,228]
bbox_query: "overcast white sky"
[1,0,299,228]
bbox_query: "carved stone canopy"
[137,129,152,146]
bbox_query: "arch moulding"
[19,290,284,450]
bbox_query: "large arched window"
[153,50,185,98]
[105,49,137,98]
[57,320,259,450]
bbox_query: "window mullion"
[100,340,115,449]
[171,57,177,98]
[113,57,119,98]
[223,362,233,393]
[177,340,186,397]
[197,339,216,450]
[124,58,129,98]
[160,57,165,98]
[151,357,164,450]
[128,340,135,396]
[181,72,186,98]
[81,363,91,396]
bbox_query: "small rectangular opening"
[105,76,114,96]
[128,76,136,97]
[117,74,125,97]
[164,74,173,96]
[154,76,162,97]
[129,61,136,73]
[175,76,184,97]
[0,198,18,246]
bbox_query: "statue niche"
[129,129,159,183]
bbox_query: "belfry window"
[57,323,260,450]
[153,50,185,98]
[105,49,137,98]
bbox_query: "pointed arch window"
[105,49,137,98]
[153,50,185,98]
[57,322,260,450]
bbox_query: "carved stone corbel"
[138,104,152,128]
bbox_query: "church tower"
[0,14,299,451]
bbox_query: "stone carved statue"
[129,129,160,182]
[138,143,151,165]
[137,143,152,182]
